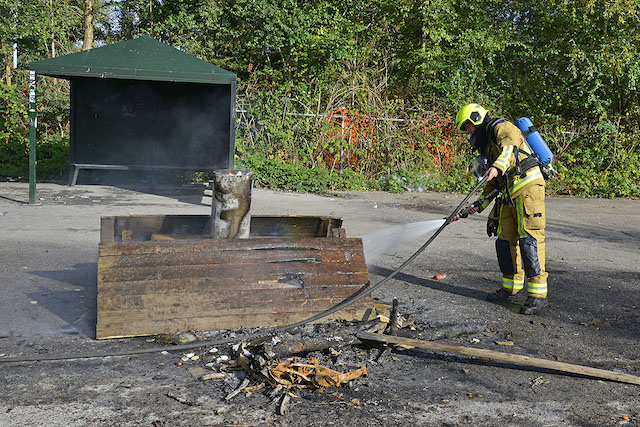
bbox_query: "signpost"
[28,70,37,204]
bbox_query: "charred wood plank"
[98,246,363,269]
[357,332,640,386]
[96,307,368,339]
[98,261,366,283]
[98,237,362,256]
[98,286,369,312]
[97,273,370,296]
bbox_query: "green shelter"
[28,36,237,200]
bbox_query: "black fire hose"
[0,174,490,364]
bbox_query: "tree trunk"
[0,39,12,85]
[82,0,94,51]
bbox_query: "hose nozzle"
[448,212,469,222]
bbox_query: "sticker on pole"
[29,71,36,104]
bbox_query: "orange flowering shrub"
[318,108,377,172]
[406,113,466,172]
[317,108,466,175]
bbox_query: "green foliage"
[0,81,69,179]
[237,148,373,193]
[234,83,473,194]
[494,0,640,125]
[1,0,86,70]
[546,120,640,198]
[1,0,638,197]
[36,78,70,137]
[36,133,69,179]
[0,81,27,140]
[0,132,69,180]
[378,169,435,193]
[0,137,27,177]
[0,81,27,177]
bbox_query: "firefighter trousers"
[495,183,548,298]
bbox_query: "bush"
[0,80,70,181]
[0,82,29,178]
[237,149,374,193]
[37,134,69,180]
[544,120,640,198]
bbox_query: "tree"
[82,0,94,50]
[489,0,640,124]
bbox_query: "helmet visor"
[458,119,472,133]
[473,155,489,179]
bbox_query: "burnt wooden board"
[100,215,343,242]
[96,231,372,339]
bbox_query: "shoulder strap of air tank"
[520,124,538,138]
[487,118,507,133]
[488,118,536,177]
[486,118,507,145]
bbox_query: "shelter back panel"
[72,78,232,169]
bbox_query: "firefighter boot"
[520,296,547,315]
[486,288,514,302]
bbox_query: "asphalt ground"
[0,182,638,426]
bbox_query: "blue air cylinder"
[514,117,554,167]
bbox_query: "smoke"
[362,219,446,263]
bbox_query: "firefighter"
[455,103,548,315]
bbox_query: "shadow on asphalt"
[27,263,97,339]
[72,170,210,207]
[111,183,210,206]
[0,195,29,205]
[368,265,489,302]
[547,218,640,249]
[370,263,640,344]
[545,269,640,342]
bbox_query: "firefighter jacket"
[475,120,545,212]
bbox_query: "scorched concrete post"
[211,170,253,238]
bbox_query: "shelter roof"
[30,35,236,84]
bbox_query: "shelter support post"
[28,71,37,204]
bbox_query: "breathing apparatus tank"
[514,117,557,177]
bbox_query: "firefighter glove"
[487,217,499,237]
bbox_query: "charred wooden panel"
[98,308,368,339]
[100,215,344,242]
[96,216,370,339]
[249,216,342,238]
